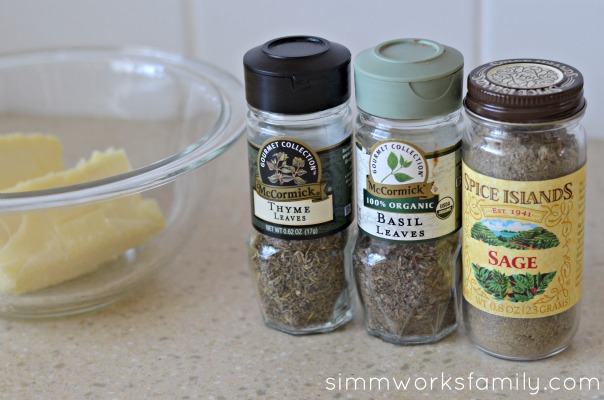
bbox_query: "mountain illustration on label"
[470,219,559,250]
[472,263,557,303]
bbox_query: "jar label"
[248,136,353,239]
[356,140,461,241]
[462,163,586,318]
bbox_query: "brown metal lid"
[464,59,585,123]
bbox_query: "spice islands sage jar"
[243,36,355,334]
[353,39,464,344]
[462,59,587,360]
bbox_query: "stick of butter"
[0,133,64,189]
[0,149,165,294]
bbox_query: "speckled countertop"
[1,138,603,400]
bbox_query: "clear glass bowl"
[0,47,246,318]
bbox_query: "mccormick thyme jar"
[243,36,355,335]
[462,59,587,360]
[353,39,463,344]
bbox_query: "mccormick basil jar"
[243,36,355,335]
[462,59,587,360]
[353,39,464,344]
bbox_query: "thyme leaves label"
[472,263,556,303]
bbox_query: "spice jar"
[243,36,355,334]
[462,59,587,360]
[352,39,464,344]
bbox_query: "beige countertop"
[1,137,603,400]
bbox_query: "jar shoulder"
[247,105,353,148]
[355,110,463,152]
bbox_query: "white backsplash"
[0,0,187,53]
[0,0,600,136]
[476,0,602,138]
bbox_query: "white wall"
[0,0,600,137]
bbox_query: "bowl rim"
[0,46,246,212]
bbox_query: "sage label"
[356,140,461,241]
[462,164,586,318]
[249,136,353,240]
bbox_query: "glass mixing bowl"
[0,47,245,318]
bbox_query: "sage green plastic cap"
[354,38,464,119]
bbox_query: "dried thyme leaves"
[463,124,582,358]
[354,232,458,340]
[249,231,349,331]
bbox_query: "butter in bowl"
[0,48,245,318]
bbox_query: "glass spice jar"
[243,36,355,335]
[352,39,464,344]
[462,59,587,360]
